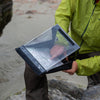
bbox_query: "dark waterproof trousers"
[24,63,49,100]
[87,72,100,88]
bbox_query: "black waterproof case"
[15,24,80,75]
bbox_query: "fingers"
[65,69,75,75]
[62,61,78,75]
[62,70,74,75]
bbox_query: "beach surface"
[0,0,88,100]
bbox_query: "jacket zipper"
[80,5,96,47]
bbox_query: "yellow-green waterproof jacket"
[55,0,100,76]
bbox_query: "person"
[24,0,100,100]
[0,0,13,36]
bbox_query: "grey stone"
[48,79,84,100]
[81,85,100,100]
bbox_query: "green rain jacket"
[55,0,100,76]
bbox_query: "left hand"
[63,61,78,75]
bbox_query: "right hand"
[63,61,78,75]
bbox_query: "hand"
[63,61,78,75]
[50,44,66,59]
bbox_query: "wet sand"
[0,0,87,100]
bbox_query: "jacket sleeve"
[55,0,75,33]
[76,56,100,76]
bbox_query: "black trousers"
[87,72,100,88]
[24,63,49,100]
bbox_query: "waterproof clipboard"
[15,24,80,75]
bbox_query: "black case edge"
[15,46,46,75]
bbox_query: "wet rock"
[7,79,84,100]
[48,79,84,100]
[81,85,100,100]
